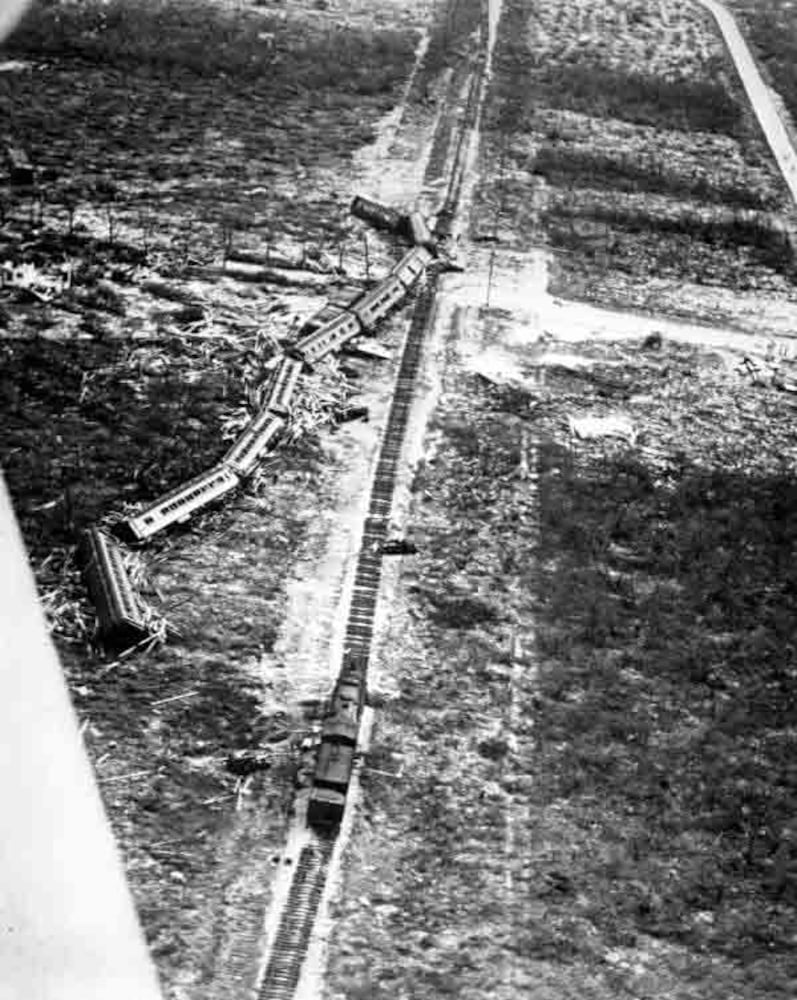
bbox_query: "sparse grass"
[534,442,797,959]
[529,143,781,210]
[524,60,743,136]
[7,0,415,92]
[330,330,797,997]
[731,0,797,126]
[474,0,797,314]
[1,0,418,261]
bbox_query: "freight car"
[320,672,366,744]
[78,527,148,649]
[350,195,405,233]
[124,464,239,542]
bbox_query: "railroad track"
[255,24,486,1000]
[257,841,334,1000]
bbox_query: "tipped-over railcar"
[124,464,239,542]
[350,195,404,233]
[351,275,406,330]
[407,211,436,252]
[292,311,361,366]
[222,414,284,478]
[390,246,432,289]
[78,527,148,649]
[262,355,302,417]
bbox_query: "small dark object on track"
[226,750,271,776]
[336,406,369,424]
[381,537,417,555]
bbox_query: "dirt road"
[698,0,797,205]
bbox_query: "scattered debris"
[226,750,272,777]
[567,413,637,445]
[381,537,418,555]
[335,405,370,424]
[341,339,392,362]
[99,770,154,784]
[1,260,72,301]
[739,355,797,392]
[152,691,199,708]
[4,140,34,185]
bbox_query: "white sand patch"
[0,59,32,72]
[352,30,436,209]
[446,248,797,360]
[568,414,637,444]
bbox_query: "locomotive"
[307,651,368,827]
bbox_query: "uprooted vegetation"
[0,0,420,340]
[472,0,797,322]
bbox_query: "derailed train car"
[122,245,432,544]
[124,464,239,543]
[78,527,148,649]
[350,195,404,233]
[262,355,302,417]
[223,414,284,478]
[292,246,432,367]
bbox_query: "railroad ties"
[257,267,439,1000]
[305,278,437,827]
[253,20,486,998]
[257,841,334,1000]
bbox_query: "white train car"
[263,355,302,417]
[351,275,406,330]
[391,246,432,289]
[408,211,435,251]
[223,414,284,477]
[125,465,239,542]
[293,311,362,366]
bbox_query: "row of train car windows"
[158,478,227,516]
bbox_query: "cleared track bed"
[255,24,485,1000]
[257,842,334,1000]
